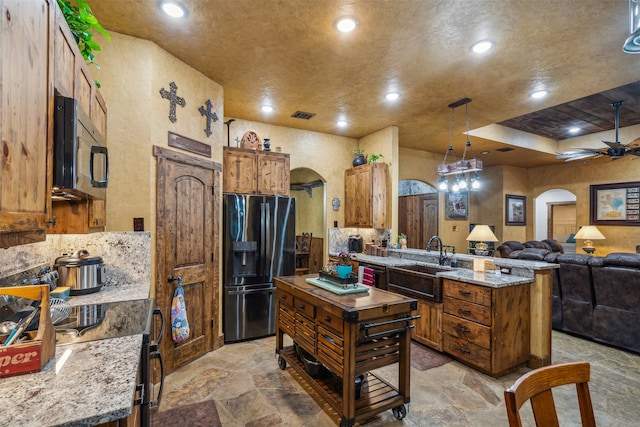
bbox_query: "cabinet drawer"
[444,334,491,372]
[279,306,295,337]
[317,325,344,374]
[443,280,491,306]
[317,308,344,335]
[442,313,490,349]
[278,289,293,308]
[294,312,316,350]
[444,296,491,326]
[293,296,315,319]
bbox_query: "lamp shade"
[573,226,605,241]
[466,225,499,242]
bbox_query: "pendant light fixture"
[437,98,483,193]
[623,0,640,53]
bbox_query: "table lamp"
[573,225,605,254]
[466,225,498,256]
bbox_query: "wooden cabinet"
[442,279,530,377]
[275,276,416,426]
[413,298,443,351]
[53,2,108,139]
[223,147,290,195]
[50,199,106,234]
[344,163,390,228]
[0,0,53,248]
[50,0,108,234]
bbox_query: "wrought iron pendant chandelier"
[438,98,482,193]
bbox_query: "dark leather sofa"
[496,244,640,354]
[590,253,640,353]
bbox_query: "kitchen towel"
[171,277,190,343]
[358,267,375,287]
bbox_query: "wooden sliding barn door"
[155,146,221,374]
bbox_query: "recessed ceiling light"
[385,92,400,101]
[336,120,348,127]
[530,90,548,99]
[480,150,490,155]
[261,105,274,113]
[160,0,187,18]
[569,127,581,134]
[335,16,358,33]
[471,40,494,53]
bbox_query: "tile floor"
[156,331,640,426]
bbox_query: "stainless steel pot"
[54,249,105,295]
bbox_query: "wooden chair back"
[504,361,596,427]
[296,232,312,253]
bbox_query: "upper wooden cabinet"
[344,163,390,229]
[53,3,107,139]
[49,2,107,234]
[223,147,290,196]
[0,0,53,248]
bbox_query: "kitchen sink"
[386,264,450,302]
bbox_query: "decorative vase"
[352,153,366,167]
[263,138,271,151]
[336,265,352,279]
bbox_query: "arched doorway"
[398,179,438,249]
[290,168,326,273]
[535,189,577,253]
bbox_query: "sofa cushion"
[557,253,591,265]
[524,240,553,251]
[496,241,525,258]
[510,248,550,260]
[542,239,565,253]
[603,252,640,268]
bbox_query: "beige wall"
[95,32,224,234]
[291,168,325,239]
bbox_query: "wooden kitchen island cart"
[275,275,417,426]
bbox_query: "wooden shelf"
[279,346,405,426]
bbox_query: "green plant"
[367,153,384,163]
[398,233,406,242]
[353,148,365,155]
[57,0,111,85]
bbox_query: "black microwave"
[53,95,108,200]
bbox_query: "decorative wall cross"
[198,99,219,137]
[159,81,186,123]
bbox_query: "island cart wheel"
[392,405,407,420]
[278,356,287,370]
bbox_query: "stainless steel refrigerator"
[223,194,296,342]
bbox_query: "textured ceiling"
[89,0,640,168]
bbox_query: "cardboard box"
[0,285,55,378]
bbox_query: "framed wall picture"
[445,192,468,220]
[505,194,526,225]
[590,181,640,226]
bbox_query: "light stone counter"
[437,268,534,288]
[0,335,142,427]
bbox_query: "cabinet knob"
[325,316,331,322]
[456,325,470,334]
[299,303,305,309]
[459,290,471,295]
[458,308,471,316]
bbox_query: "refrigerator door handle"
[260,202,266,277]
[227,287,276,296]
[264,202,271,278]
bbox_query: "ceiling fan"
[556,100,640,162]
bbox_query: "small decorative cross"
[198,99,219,137]
[159,81,185,123]
[234,137,241,147]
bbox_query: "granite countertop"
[0,335,142,427]
[437,269,535,288]
[0,285,150,426]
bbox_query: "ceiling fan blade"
[556,151,598,161]
[567,147,608,154]
[602,140,625,150]
[625,137,640,148]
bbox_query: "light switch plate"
[133,217,144,231]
